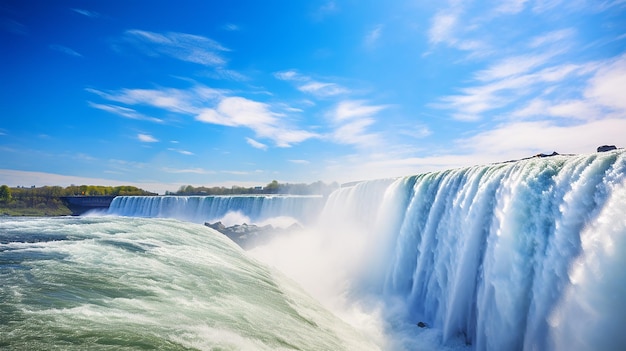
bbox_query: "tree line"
[167,180,339,196]
[0,185,155,216]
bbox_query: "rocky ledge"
[205,221,302,249]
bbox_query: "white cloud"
[433,54,606,121]
[137,133,158,143]
[429,12,458,45]
[87,102,164,123]
[87,86,224,115]
[246,137,268,150]
[196,96,319,147]
[332,118,378,146]
[474,53,553,82]
[584,54,626,111]
[298,82,350,97]
[327,100,388,147]
[509,54,626,121]
[222,23,240,31]
[289,159,310,164]
[364,24,383,48]
[331,100,388,122]
[547,100,603,120]
[313,1,340,20]
[221,170,250,175]
[426,5,492,57]
[89,83,318,148]
[49,44,83,57]
[398,125,433,139]
[457,118,626,157]
[274,70,304,81]
[495,0,529,14]
[124,30,229,66]
[529,28,576,48]
[162,167,215,175]
[71,8,100,18]
[274,70,350,97]
[168,148,194,155]
[320,115,626,185]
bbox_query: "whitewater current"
[0,217,377,350]
[1,150,625,350]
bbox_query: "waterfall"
[106,150,626,350]
[315,150,625,350]
[108,195,325,225]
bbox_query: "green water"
[0,217,378,350]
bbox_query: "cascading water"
[7,150,623,350]
[107,195,324,226]
[290,150,625,351]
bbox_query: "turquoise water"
[0,217,378,350]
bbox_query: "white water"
[51,150,626,350]
[108,195,324,226]
[0,217,379,350]
[250,151,626,350]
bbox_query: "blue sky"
[1,0,625,194]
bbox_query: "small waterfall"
[108,195,325,225]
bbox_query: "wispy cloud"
[87,83,318,148]
[274,70,350,97]
[87,86,224,114]
[49,44,83,57]
[364,24,384,48]
[312,1,340,20]
[429,12,458,45]
[87,101,164,123]
[197,96,319,147]
[71,8,100,18]
[331,100,388,122]
[495,0,529,14]
[431,39,599,122]
[137,133,158,143]
[529,28,576,48]
[168,148,194,155]
[427,6,491,57]
[458,118,626,157]
[289,159,310,164]
[246,137,268,150]
[123,30,229,66]
[162,167,215,174]
[222,23,240,31]
[1,18,27,35]
[327,100,388,147]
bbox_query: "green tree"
[0,185,11,202]
[264,180,279,193]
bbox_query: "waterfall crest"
[318,151,625,350]
[108,195,324,225]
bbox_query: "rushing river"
[0,217,378,350]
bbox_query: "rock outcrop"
[597,145,617,152]
[205,221,302,249]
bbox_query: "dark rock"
[417,321,428,328]
[205,221,226,232]
[205,221,301,249]
[535,151,559,158]
[597,145,617,152]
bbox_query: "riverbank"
[0,206,71,217]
